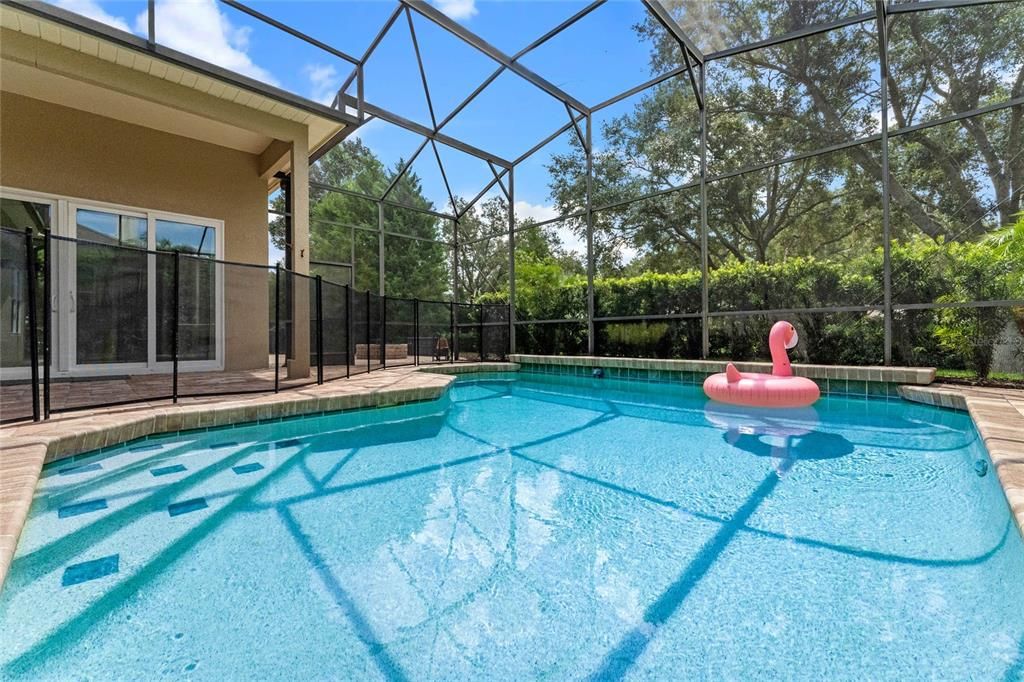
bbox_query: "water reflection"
[704,404,854,474]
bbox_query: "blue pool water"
[2,373,1023,680]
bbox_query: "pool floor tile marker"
[129,443,164,453]
[150,464,187,477]
[210,441,239,449]
[232,463,265,475]
[167,498,209,517]
[58,462,103,476]
[61,554,119,587]
[58,498,109,519]
[275,438,302,448]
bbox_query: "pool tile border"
[511,354,933,384]
[510,357,918,400]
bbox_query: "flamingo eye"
[785,327,799,350]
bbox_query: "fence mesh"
[481,304,509,361]
[0,229,508,423]
[454,302,480,362]
[53,235,174,412]
[0,229,38,423]
[320,279,350,381]
[418,300,454,364]
[385,297,416,368]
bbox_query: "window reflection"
[155,219,215,256]
[76,208,147,247]
[1,198,51,235]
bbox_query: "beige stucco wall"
[0,92,270,371]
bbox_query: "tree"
[455,197,510,301]
[547,0,1023,274]
[271,139,449,300]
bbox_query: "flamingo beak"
[785,327,799,350]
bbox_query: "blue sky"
[56,0,671,228]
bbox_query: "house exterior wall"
[0,92,270,371]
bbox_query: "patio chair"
[434,335,450,361]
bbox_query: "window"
[1,198,51,235]
[76,208,147,246]
[74,208,149,365]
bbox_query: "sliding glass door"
[72,207,149,369]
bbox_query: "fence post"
[449,301,455,364]
[42,232,51,419]
[414,298,419,367]
[24,228,40,422]
[172,251,180,403]
[316,275,324,385]
[345,284,351,379]
[274,264,281,393]
[478,303,484,362]
[366,290,371,374]
[382,295,388,370]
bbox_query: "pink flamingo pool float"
[703,321,820,408]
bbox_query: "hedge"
[477,237,1022,375]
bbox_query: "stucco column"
[287,136,311,379]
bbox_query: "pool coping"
[1,359,1021,592]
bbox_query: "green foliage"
[500,236,1018,373]
[271,139,450,300]
[930,239,1017,377]
[547,1,1022,270]
[984,212,1024,293]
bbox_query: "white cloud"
[554,224,586,257]
[515,201,587,255]
[514,200,558,223]
[303,64,341,106]
[432,0,478,20]
[56,0,132,33]
[133,0,278,86]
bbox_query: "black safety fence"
[454,302,480,362]
[417,300,455,364]
[0,228,509,424]
[481,304,510,362]
[367,291,383,372]
[384,297,416,369]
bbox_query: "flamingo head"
[769,321,798,350]
[768,321,798,376]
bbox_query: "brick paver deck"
[0,355,475,421]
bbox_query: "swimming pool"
[2,373,1022,679]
